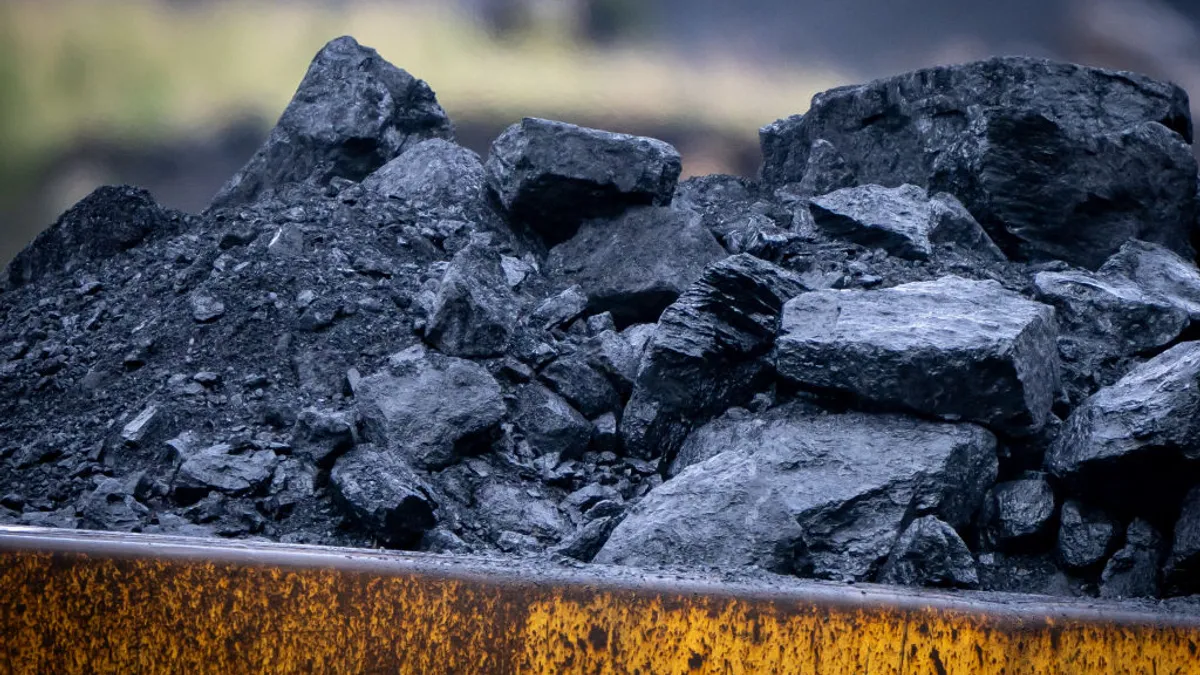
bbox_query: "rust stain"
[1,528,1198,674]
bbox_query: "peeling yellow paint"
[1,529,1198,673]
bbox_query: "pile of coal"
[4,36,1200,601]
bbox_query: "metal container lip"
[4,524,1197,628]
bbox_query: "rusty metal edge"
[3,525,1197,628]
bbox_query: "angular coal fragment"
[80,477,150,532]
[510,383,593,460]
[546,206,725,327]
[979,473,1057,551]
[1046,341,1200,502]
[878,516,978,589]
[620,254,809,461]
[1099,239,1200,321]
[355,346,506,470]
[1100,519,1165,599]
[290,408,356,466]
[776,276,1060,435]
[210,36,453,210]
[486,117,682,244]
[425,240,521,358]
[330,444,437,548]
[761,57,1197,268]
[539,355,620,419]
[1056,500,1119,571]
[174,444,278,503]
[1033,269,1188,357]
[361,138,491,225]
[808,184,1003,261]
[7,185,180,288]
[597,406,996,580]
[1164,486,1200,595]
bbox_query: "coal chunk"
[1100,519,1165,599]
[425,240,521,358]
[1164,486,1200,596]
[529,286,588,331]
[546,206,725,327]
[776,276,1060,435]
[1056,500,1119,571]
[878,516,978,589]
[808,184,1003,261]
[361,138,490,222]
[980,473,1057,550]
[620,254,809,461]
[761,57,1196,268]
[290,408,356,466]
[80,477,150,532]
[355,346,506,470]
[539,355,620,419]
[1033,269,1188,356]
[330,445,437,548]
[555,515,623,562]
[510,383,593,459]
[1046,341,1200,502]
[210,36,452,209]
[598,406,996,580]
[7,186,178,287]
[486,117,682,244]
[1099,239,1200,321]
[174,444,278,502]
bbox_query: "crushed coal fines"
[3,36,1200,601]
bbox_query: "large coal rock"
[1033,269,1188,357]
[361,138,491,224]
[485,117,682,244]
[597,405,996,580]
[355,346,506,470]
[619,254,809,461]
[878,516,979,589]
[331,444,437,548]
[979,473,1058,551]
[761,57,1197,268]
[424,239,521,358]
[174,444,279,503]
[7,186,183,288]
[545,206,725,327]
[1046,341,1200,505]
[210,36,453,209]
[1099,239,1200,321]
[776,276,1060,435]
[807,184,1004,261]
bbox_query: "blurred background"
[2,0,1200,268]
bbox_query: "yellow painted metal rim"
[2,526,1198,673]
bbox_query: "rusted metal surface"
[2,526,1199,673]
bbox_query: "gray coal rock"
[878,516,979,589]
[331,444,437,547]
[174,444,278,503]
[486,117,682,244]
[361,138,490,223]
[1056,500,1119,572]
[1100,519,1165,599]
[80,477,151,532]
[546,206,725,327]
[776,276,1060,436]
[355,345,506,470]
[1099,239,1200,321]
[425,239,521,358]
[510,383,593,460]
[1046,341,1200,506]
[1033,269,1188,357]
[290,408,356,466]
[979,473,1058,551]
[539,355,621,419]
[620,254,809,461]
[808,184,1004,261]
[761,57,1197,268]
[1165,486,1200,596]
[598,405,996,580]
[211,36,453,209]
